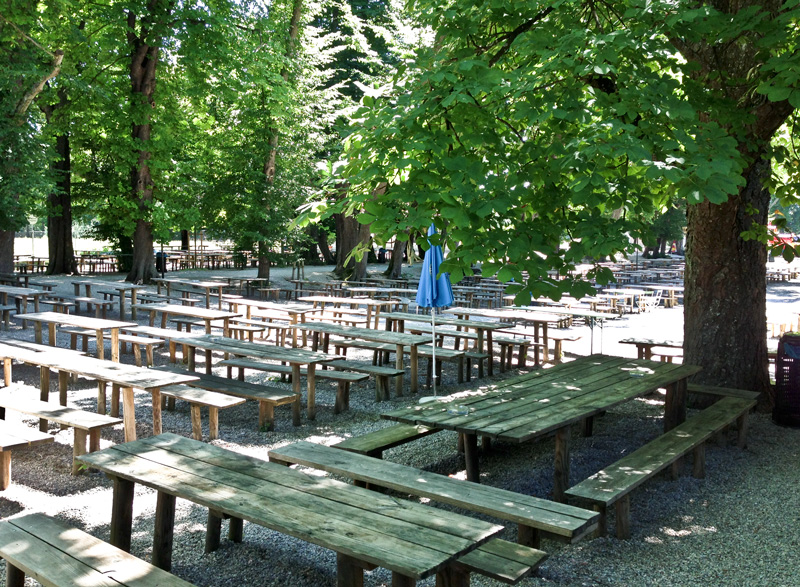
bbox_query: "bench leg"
[111,384,121,417]
[334,381,348,414]
[258,401,275,431]
[692,443,706,478]
[435,565,470,587]
[615,495,631,539]
[553,340,564,364]
[6,562,25,587]
[337,553,367,587]
[737,412,749,448]
[0,451,10,490]
[3,357,10,386]
[153,491,176,571]
[208,406,219,440]
[228,516,243,542]
[190,405,203,440]
[518,524,541,548]
[463,433,480,482]
[72,428,88,475]
[132,344,142,367]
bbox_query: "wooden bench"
[231,317,292,345]
[40,298,75,313]
[333,423,441,458]
[406,324,512,375]
[62,328,164,367]
[0,304,15,330]
[138,292,200,306]
[565,396,756,538]
[332,339,467,385]
[121,325,201,363]
[687,383,761,402]
[325,359,404,401]
[160,384,246,441]
[548,332,582,364]
[619,337,682,361]
[155,367,300,429]
[269,440,599,548]
[0,513,194,587]
[219,357,369,414]
[0,420,54,489]
[455,538,547,584]
[0,393,122,474]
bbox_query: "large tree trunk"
[257,241,271,280]
[385,236,406,279]
[180,229,190,251]
[125,4,167,284]
[0,233,14,273]
[42,90,79,275]
[684,156,772,397]
[334,212,370,281]
[309,225,335,264]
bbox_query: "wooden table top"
[132,304,240,320]
[14,311,136,330]
[380,311,513,330]
[296,322,432,346]
[0,285,48,297]
[383,354,702,442]
[169,334,340,364]
[77,433,503,581]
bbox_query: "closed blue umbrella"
[416,224,453,398]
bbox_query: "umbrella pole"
[431,310,437,396]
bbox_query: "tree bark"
[257,241,271,280]
[125,3,169,284]
[684,156,772,397]
[308,225,335,264]
[42,91,79,275]
[385,236,406,279]
[180,229,190,251]
[334,212,370,280]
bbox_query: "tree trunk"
[309,225,335,264]
[334,212,370,281]
[43,91,79,275]
[385,236,406,279]
[0,232,14,273]
[257,241,271,280]
[684,155,771,397]
[125,4,167,284]
[180,229,190,251]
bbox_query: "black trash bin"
[773,333,800,427]
[155,251,168,273]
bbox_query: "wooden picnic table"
[132,303,240,337]
[71,280,142,320]
[151,278,227,309]
[295,322,431,396]
[620,337,683,360]
[14,311,136,362]
[77,433,504,586]
[224,299,321,346]
[0,284,48,328]
[0,342,197,442]
[298,295,406,329]
[380,311,511,376]
[444,306,564,363]
[169,334,338,421]
[382,354,701,501]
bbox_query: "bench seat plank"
[455,538,547,584]
[0,513,194,586]
[333,423,440,457]
[268,441,598,543]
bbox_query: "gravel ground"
[0,262,798,586]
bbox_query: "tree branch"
[488,8,554,67]
[14,50,64,119]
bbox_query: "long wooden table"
[14,311,136,362]
[0,284,48,328]
[295,322,431,396]
[383,354,701,501]
[224,299,321,346]
[151,278,226,309]
[381,311,512,376]
[0,342,197,442]
[71,280,142,320]
[169,334,338,422]
[133,303,240,337]
[77,433,504,586]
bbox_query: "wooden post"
[463,433,480,483]
[153,491,176,571]
[110,476,135,552]
[553,426,570,502]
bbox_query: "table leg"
[553,426,570,502]
[2,358,11,386]
[119,291,126,321]
[409,345,418,394]
[130,290,138,320]
[152,388,163,435]
[435,566,470,587]
[663,377,688,432]
[33,322,43,344]
[463,433,480,482]
[110,476,135,551]
[153,491,176,571]
[307,363,317,420]
[47,323,56,346]
[394,344,404,397]
[121,386,136,442]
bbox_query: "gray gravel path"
[0,262,798,586]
